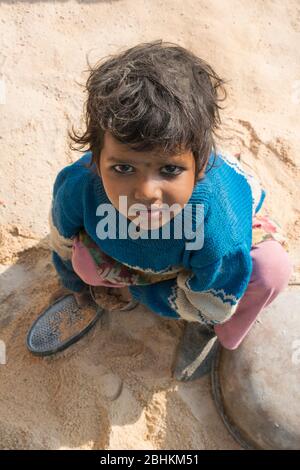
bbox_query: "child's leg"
[214,240,293,350]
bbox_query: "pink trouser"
[214,240,293,350]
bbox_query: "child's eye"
[111,164,184,177]
[161,165,184,177]
[112,164,134,174]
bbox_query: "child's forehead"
[103,131,191,162]
[107,155,191,169]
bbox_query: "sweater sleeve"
[129,244,252,326]
[248,173,266,215]
[49,165,87,293]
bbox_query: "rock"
[211,288,300,449]
[101,373,123,401]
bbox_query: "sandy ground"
[0,0,299,449]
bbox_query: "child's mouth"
[139,209,161,220]
[138,207,166,217]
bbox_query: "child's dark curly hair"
[69,40,227,184]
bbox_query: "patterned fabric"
[252,213,289,251]
[72,229,185,287]
[71,212,289,290]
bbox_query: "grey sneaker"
[172,321,218,382]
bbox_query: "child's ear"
[196,169,204,181]
[197,161,208,180]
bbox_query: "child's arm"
[129,244,252,326]
[49,164,87,293]
[175,244,252,325]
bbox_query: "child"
[48,40,293,380]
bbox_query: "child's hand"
[73,290,93,308]
[91,285,133,311]
[109,286,132,303]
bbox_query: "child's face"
[98,131,198,229]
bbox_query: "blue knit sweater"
[49,151,265,326]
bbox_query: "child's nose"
[133,178,162,204]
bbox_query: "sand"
[0,238,239,449]
[0,0,299,450]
